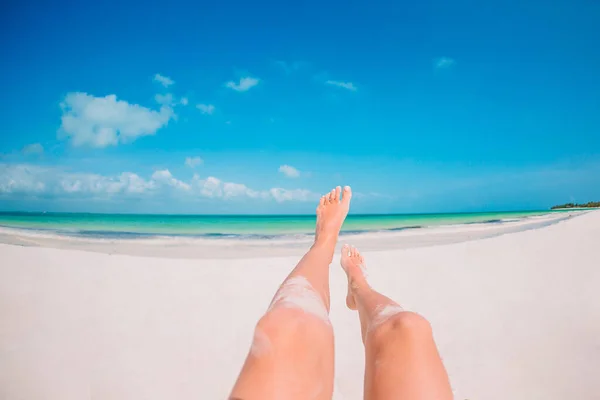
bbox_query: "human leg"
[341,245,453,400]
[229,186,352,400]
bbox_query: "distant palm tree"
[551,201,600,210]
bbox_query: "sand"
[1,211,599,399]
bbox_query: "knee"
[255,307,332,346]
[257,307,304,335]
[368,311,432,344]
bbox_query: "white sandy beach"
[1,210,599,400]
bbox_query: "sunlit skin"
[230,186,453,400]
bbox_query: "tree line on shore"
[551,201,600,210]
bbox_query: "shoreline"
[0,209,567,237]
[0,210,585,259]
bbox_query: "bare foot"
[314,186,352,247]
[340,244,368,310]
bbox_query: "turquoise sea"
[0,210,564,239]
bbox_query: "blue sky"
[1,0,599,214]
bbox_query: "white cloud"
[223,182,268,199]
[185,156,203,168]
[59,172,156,195]
[191,177,312,202]
[153,73,175,87]
[434,57,456,69]
[196,103,215,115]
[0,164,155,196]
[154,93,175,106]
[325,80,357,91]
[225,77,260,92]
[0,164,47,194]
[194,175,223,198]
[22,143,44,156]
[279,164,300,178]
[118,172,156,193]
[180,97,189,106]
[59,92,174,148]
[269,188,316,202]
[0,163,318,203]
[151,169,191,191]
[191,176,266,200]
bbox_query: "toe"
[334,186,341,202]
[325,191,332,204]
[319,196,326,206]
[351,246,357,257]
[342,186,352,205]
[342,244,351,257]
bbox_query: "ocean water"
[0,210,563,239]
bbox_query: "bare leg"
[230,186,352,400]
[340,245,453,400]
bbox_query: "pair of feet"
[314,185,368,311]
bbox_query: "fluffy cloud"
[180,97,189,106]
[325,80,357,91]
[194,175,223,198]
[22,143,44,156]
[269,188,316,202]
[154,93,175,106]
[59,172,156,194]
[153,73,175,87]
[59,93,174,148]
[190,176,312,202]
[185,156,203,168]
[223,182,268,199]
[0,164,154,196]
[116,172,156,193]
[196,104,215,115]
[191,176,266,199]
[151,169,191,191]
[0,163,317,203]
[279,164,300,178]
[225,77,259,92]
[434,57,455,69]
[0,164,47,194]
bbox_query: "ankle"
[311,238,336,260]
[313,234,337,251]
[349,272,369,291]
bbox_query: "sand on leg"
[229,186,352,400]
[341,245,453,400]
